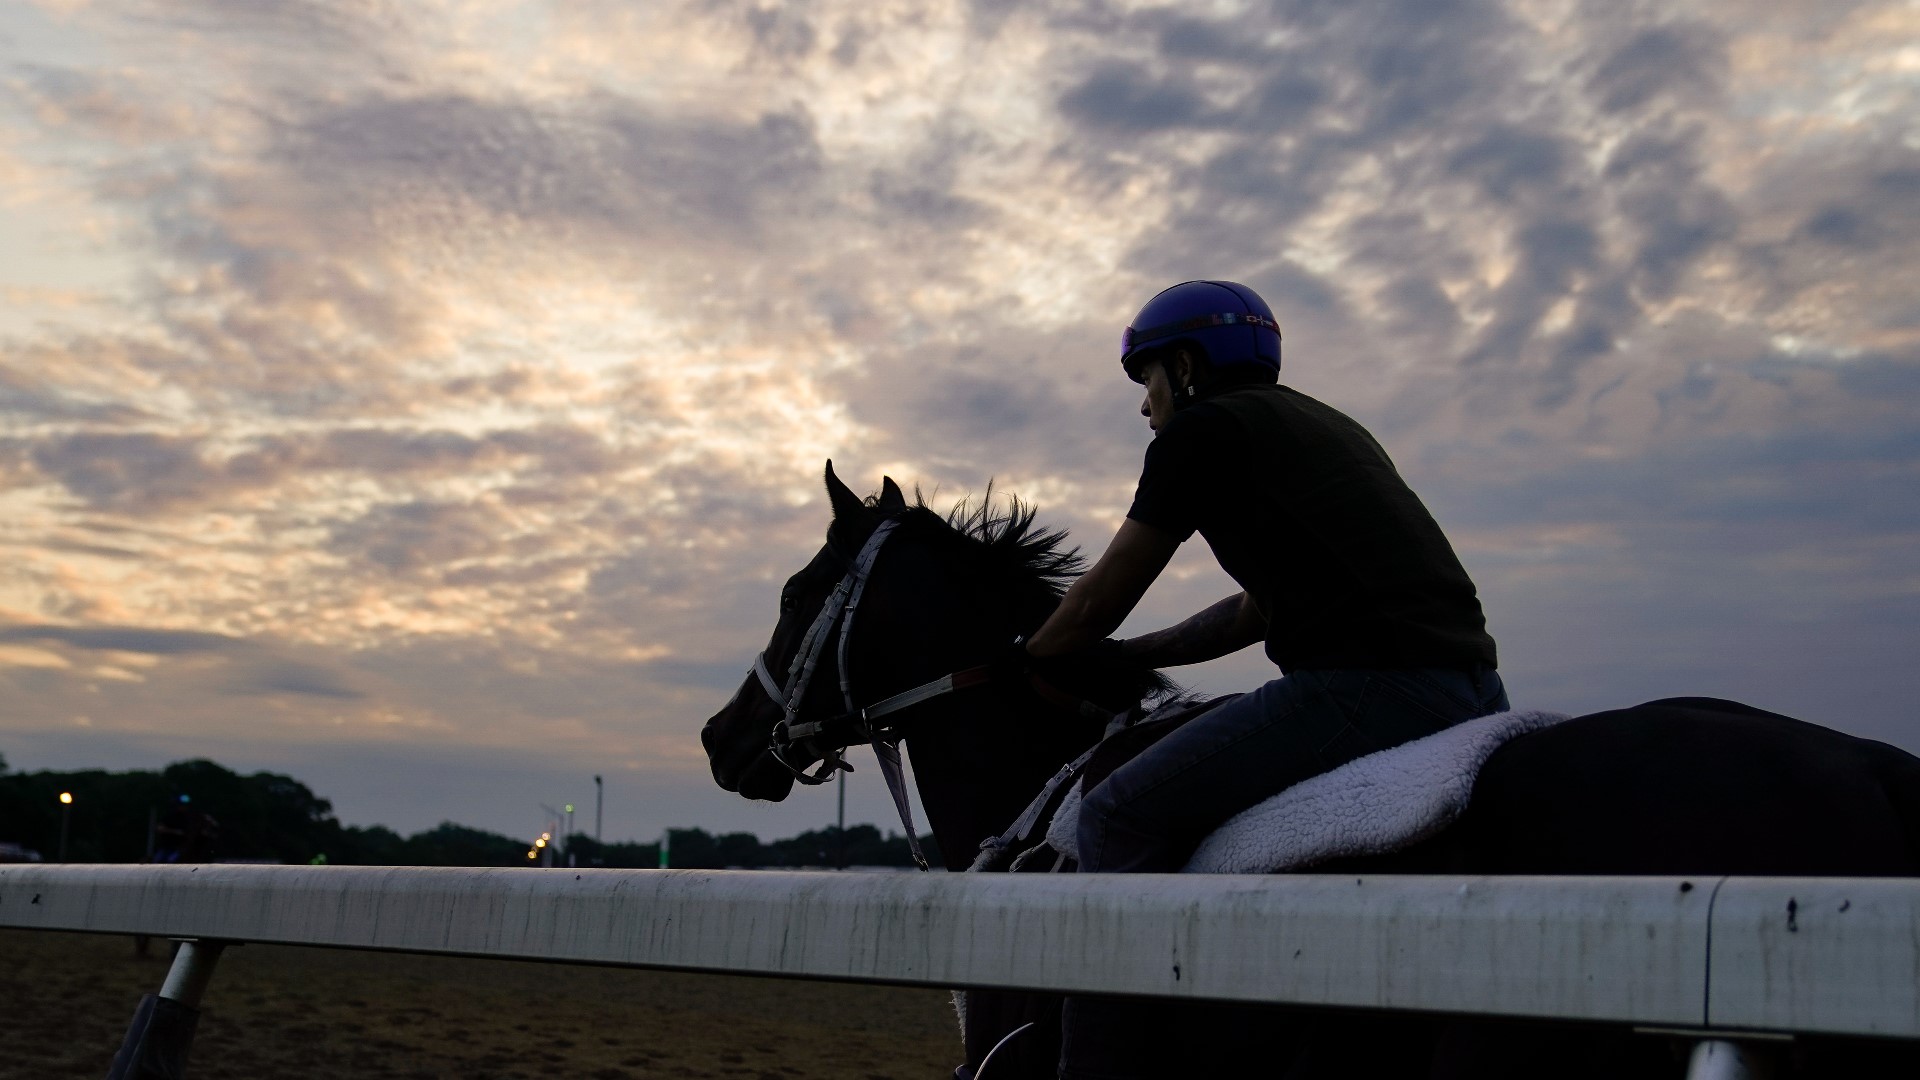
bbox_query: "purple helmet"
[1120,280,1282,382]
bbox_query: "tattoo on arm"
[1121,592,1265,669]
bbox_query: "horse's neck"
[905,690,1100,870]
[854,539,1082,868]
[896,606,1105,870]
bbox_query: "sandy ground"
[0,928,964,1079]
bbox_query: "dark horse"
[702,464,1920,1078]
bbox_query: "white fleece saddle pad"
[1045,707,1572,874]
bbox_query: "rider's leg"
[1059,665,1506,1080]
[1077,666,1504,875]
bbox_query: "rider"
[1022,279,1507,1078]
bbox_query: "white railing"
[3,865,1915,1077]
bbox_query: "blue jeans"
[1061,665,1508,1078]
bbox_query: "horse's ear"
[824,460,865,522]
[878,476,907,513]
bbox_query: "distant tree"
[0,759,335,863]
[393,822,530,867]
[326,823,408,866]
[565,834,662,869]
[0,753,937,869]
[0,766,165,861]
[716,831,763,867]
[762,825,941,868]
[661,827,721,868]
[149,760,335,863]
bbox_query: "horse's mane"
[932,485,1084,596]
[874,486,1178,703]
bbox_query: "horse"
[702,463,1920,1078]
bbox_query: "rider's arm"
[1024,518,1180,658]
[1116,590,1266,668]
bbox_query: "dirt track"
[0,928,963,1079]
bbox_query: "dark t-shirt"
[1126,383,1496,672]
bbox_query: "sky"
[1,0,1915,848]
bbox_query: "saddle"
[970,694,1236,873]
[972,698,1573,875]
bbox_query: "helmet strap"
[1169,351,1201,409]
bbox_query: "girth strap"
[975,739,1104,869]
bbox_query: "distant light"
[564,805,574,814]
[527,851,538,859]
[58,792,73,805]
[540,831,551,839]
[534,838,546,848]
[178,795,191,804]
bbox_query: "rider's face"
[1138,354,1189,432]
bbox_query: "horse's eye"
[779,590,795,613]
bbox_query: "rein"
[745,513,1124,871]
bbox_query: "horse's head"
[701,460,909,801]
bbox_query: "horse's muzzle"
[702,676,799,802]
[734,753,800,802]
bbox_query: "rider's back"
[1132,381,1496,672]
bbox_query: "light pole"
[593,775,603,845]
[57,792,74,862]
[538,803,568,867]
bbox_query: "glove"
[988,635,1036,690]
[1085,637,1126,667]
[990,636,1123,690]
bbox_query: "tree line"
[0,753,938,869]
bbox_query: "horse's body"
[702,467,1920,1078]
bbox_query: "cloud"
[0,361,152,426]
[222,658,366,700]
[1058,64,1221,132]
[0,624,237,655]
[1587,22,1728,114]
[274,92,825,253]
[21,432,281,512]
[1447,126,1577,203]
[325,498,508,576]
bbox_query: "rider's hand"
[992,636,1121,691]
[989,636,1036,690]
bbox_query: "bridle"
[747,515,944,870]
[745,512,1122,871]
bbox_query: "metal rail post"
[106,939,228,1080]
[1686,1038,1777,1080]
